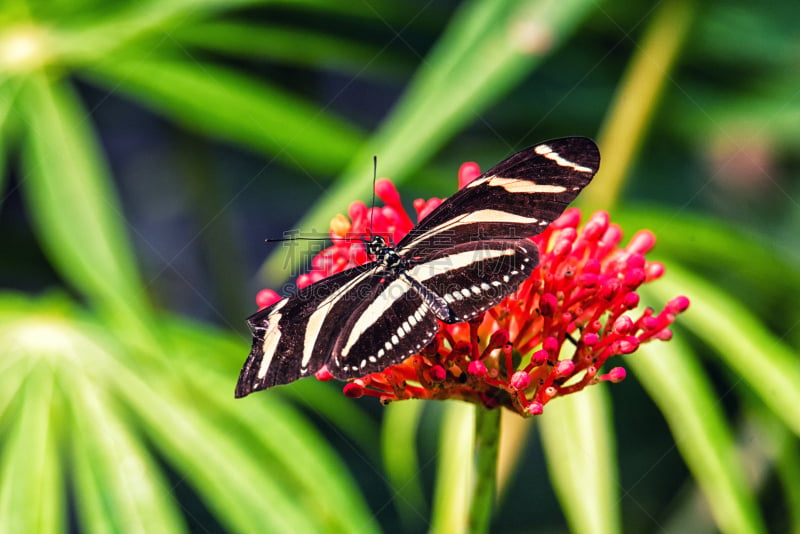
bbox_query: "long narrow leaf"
[55,0,373,63]
[430,403,474,534]
[540,385,620,534]
[174,22,410,77]
[164,316,382,459]
[83,58,364,174]
[109,354,367,533]
[0,365,63,533]
[68,373,187,534]
[19,75,155,341]
[381,401,428,531]
[181,359,380,534]
[630,336,767,534]
[644,265,800,436]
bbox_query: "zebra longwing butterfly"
[236,137,599,398]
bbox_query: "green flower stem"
[469,407,501,534]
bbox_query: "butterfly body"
[236,137,600,398]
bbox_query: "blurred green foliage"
[0,0,798,532]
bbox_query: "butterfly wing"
[238,137,599,395]
[328,273,441,379]
[405,239,540,323]
[396,137,599,256]
[236,263,378,397]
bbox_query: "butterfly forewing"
[236,137,600,397]
[397,137,598,256]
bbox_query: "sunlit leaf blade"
[173,22,409,77]
[381,402,428,531]
[430,403,474,534]
[181,361,380,533]
[109,349,378,534]
[613,208,800,300]
[282,380,382,458]
[55,0,373,62]
[643,265,800,436]
[68,374,187,534]
[83,58,364,174]
[262,0,598,283]
[18,76,154,338]
[496,410,533,497]
[0,366,63,534]
[540,386,620,534]
[111,366,318,533]
[630,337,768,534]
[165,317,382,460]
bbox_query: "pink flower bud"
[375,178,401,207]
[526,402,544,415]
[458,162,482,189]
[511,371,531,390]
[315,366,334,381]
[468,360,488,377]
[343,383,364,398]
[255,289,281,309]
[555,360,575,376]
[628,230,655,254]
[429,365,447,382]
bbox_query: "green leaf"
[381,402,428,531]
[53,0,374,62]
[109,344,378,533]
[540,385,621,534]
[282,379,382,457]
[111,362,321,533]
[68,374,187,534]
[164,315,382,459]
[0,365,64,534]
[82,57,364,174]
[430,403,474,534]
[643,265,800,437]
[630,337,767,534]
[181,361,380,534]
[261,0,599,284]
[173,22,410,78]
[18,75,155,341]
[613,208,800,300]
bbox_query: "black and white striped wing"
[396,137,599,256]
[236,264,378,397]
[405,239,539,323]
[237,137,600,397]
[329,275,441,379]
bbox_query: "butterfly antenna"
[369,155,377,239]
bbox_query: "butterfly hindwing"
[329,275,440,379]
[406,239,540,323]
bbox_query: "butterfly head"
[364,234,388,255]
[365,235,406,270]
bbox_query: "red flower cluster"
[256,162,689,417]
